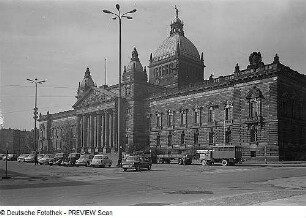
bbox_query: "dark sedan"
[122,156,152,172]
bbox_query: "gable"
[73,87,117,109]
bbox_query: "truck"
[154,148,194,165]
[198,145,242,166]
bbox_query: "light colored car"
[38,154,54,165]
[0,154,6,160]
[91,154,112,168]
[17,154,29,162]
[75,154,93,167]
[37,154,45,161]
[24,154,35,163]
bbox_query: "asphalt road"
[1,161,306,206]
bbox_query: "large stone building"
[39,9,306,161]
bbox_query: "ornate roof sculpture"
[123,47,147,83]
[149,6,205,88]
[151,6,200,63]
[76,67,96,99]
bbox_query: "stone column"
[110,110,113,149]
[105,111,110,151]
[83,114,88,150]
[102,111,106,148]
[76,115,81,152]
[92,114,97,148]
[113,110,117,151]
[97,113,102,152]
[87,115,90,150]
[91,114,95,153]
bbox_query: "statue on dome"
[175,5,179,18]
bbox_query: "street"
[1,161,306,206]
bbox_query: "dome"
[152,34,200,62]
[80,67,95,88]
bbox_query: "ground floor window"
[251,151,256,157]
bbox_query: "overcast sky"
[0,0,305,130]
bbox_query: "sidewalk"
[240,161,306,167]
[255,194,306,206]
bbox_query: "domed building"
[148,8,205,88]
[39,7,306,162]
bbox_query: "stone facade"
[38,9,306,161]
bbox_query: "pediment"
[73,87,116,109]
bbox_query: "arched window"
[180,109,188,126]
[167,110,174,127]
[156,113,162,128]
[194,108,201,124]
[246,86,264,119]
[208,106,215,122]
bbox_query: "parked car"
[62,153,81,167]
[75,154,94,167]
[24,153,35,163]
[49,153,68,166]
[17,154,29,162]
[91,154,112,168]
[122,155,152,172]
[0,154,6,160]
[38,154,55,165]
[3,154,17,161]
[37,154,45,161]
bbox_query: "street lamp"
[103,4,136,167]
[27,78,46,153]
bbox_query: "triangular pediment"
[73,87,117,109]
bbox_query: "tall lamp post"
[27,78,46,153]
[103,4,136,167]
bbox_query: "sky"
[0,0,305,130]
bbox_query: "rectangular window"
[168,134,172,147]
[225,129,231,144]
[181,132,185,145]
[156,135,160,147]
[250,127,257,142]
[251,151,256,157]
[225,108,230,121]
[209,129,214,144]
[194,131,199,144]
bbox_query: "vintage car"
[17,154,29,162]
[91,154,112,168]
[0,154,6,160]
[3,154,17,161]
[24,153,35,163]
[75,154,94,167]
[38,154,55,165]
[62,153,81,167]
[49,153,68,166]
[122,155,152,172]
